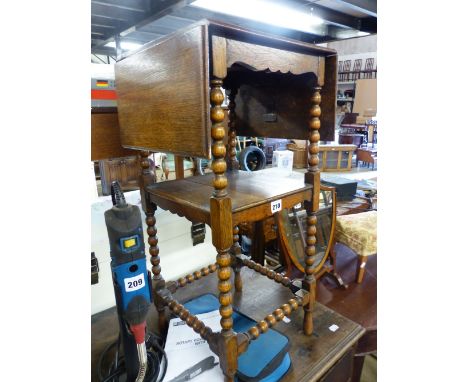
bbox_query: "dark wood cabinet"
[91,107,135,161]
[99,155,141,196]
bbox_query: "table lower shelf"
[91,268,364,382]
[146,168,313,226]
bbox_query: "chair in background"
[350,59,362,81]
[332,210,377,283]
[363,58,375,79]
[356,147,377,170]
[341,59,352,81]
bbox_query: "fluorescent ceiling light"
[192,0,324,33]
[334,30,370,39]
[105,41,142,51]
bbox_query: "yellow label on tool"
[123,238,136,248]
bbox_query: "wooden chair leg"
[351,355,366,382]
[325,244,349,289]
[232,226,242,292]
[303,86,322,336]
[210,78,237,382]
[356,255,368,283]
[139,150,167,334]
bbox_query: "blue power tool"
[105,181,152,382]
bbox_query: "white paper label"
[282,316,291,323]
[271,199,282,214]
[124,273,145,292]
[329,324,339,332]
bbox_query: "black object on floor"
[321,175,358,201]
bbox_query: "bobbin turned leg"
[303,86,322,335]
[227,87,239,171]
[210,78,237,382]
[231,225,243,292]
[227,87,242,292]
[139,150,167,334]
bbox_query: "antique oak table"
[114,19,338,381]
[92,268,364,382]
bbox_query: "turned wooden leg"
[232,226,243,292]
[303,212,317,335]
[356,255,368,283]
[210,78,237,381]
[302,86,322,335]
[227,87,240,171]
[326,243,348,289]
[139,151,167,334]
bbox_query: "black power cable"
[98,331,168,382]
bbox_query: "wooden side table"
[91,268,365,382]
[114,19,338,381]
[356,147,377,169]
[318,144,357,172]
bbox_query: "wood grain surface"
[225,38,323,77]
[115,24,211,158]
[146,170,313,226]
[91,109,135,161]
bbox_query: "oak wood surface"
[111,19,341,380]
[114,19,337,157]
[225,38,324,77]
[174,155,185,179]
[91,109,135,161]
[320,55,338,143]
[115,23,211,158]
[225,70,327,141]
[91,267,364,382]
[146,169,313,226]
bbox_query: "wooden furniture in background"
[340,59,351,82]
[91,107,153,195]
[318,144,357,172]
[350,59,362,81]
[332,211,377,284]
[363,58,375,79]
[99,156,141,195]
[91,267,365,382]
[91,107,135,161]
[356,147,377,169]
[287,141,308,169]
[114,19,337,381]
[336,197,372,216]
[352,79,376,117]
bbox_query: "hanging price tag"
[271,199,282,214]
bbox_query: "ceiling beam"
[92,0,197,52]
[172,6,329,42]
[333,0,377,18]
[291,0,362,29]
[359,16,377,33]
[91,0,148,13]
[92,46,120,56]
